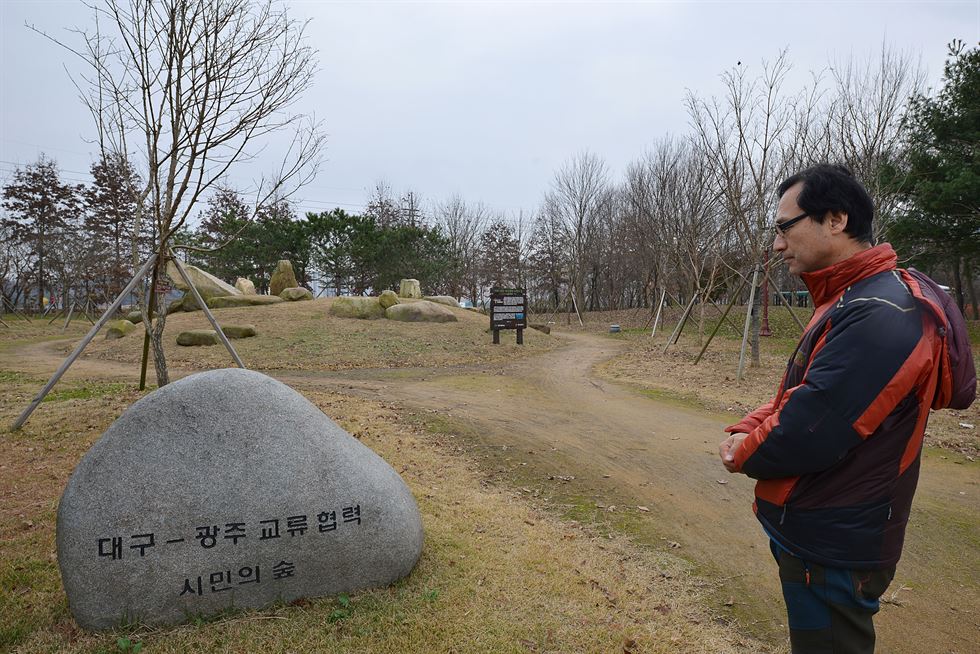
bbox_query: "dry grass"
[578,306,980,457]
[74,298,558,372]
[0,369,771,653]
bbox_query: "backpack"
[901,268,977,410]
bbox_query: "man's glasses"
[773,212,810,236]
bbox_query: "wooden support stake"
[82,299,96,326]
[650,289,666,337]
[762,268,806,333]
[168,252,245,370]
[47,306,66,325]
[662,294,697,355]
[62,302,76,331]
[11,253,159,431]
[694,276,748,365]
[2,296,31,322]
[569,285,584,326]
[736,267,761,382]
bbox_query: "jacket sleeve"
[733,297,929,480]
[725,400,775,434]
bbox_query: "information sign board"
[489,287,527,344]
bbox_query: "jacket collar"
[800,243,898,307]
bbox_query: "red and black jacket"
[726,244,945,570]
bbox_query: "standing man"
[718,164,974,653]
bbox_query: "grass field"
[0,304,771,654]
[1,296,975,652]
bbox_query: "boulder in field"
[56,368,423,630]
[280,287,313,302]
[165,261,240,301]
[176,330,219,346]
[423,295,459,308]
[105,320,137,340]
[206,295,284,309]
[329,296,385,320]
[398,279,421,299]
[378,290,400,310]
[223,325,257,339]
[166,296,186,314]
[235,278,256,295]
[529,323,551,335]
[177,292,205,312]
[269,260,298,297]
[125,310,144,324]
[385,300,457,323]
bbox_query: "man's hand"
[719,433,748,473]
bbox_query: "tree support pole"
[168,251,246,369]
[11,253,159,431]
[694,276,748,365]
[2,296,31,322]
[62,302,76,331]
[569,284,584,326]
[82,299,96,326]
[650,289,666,337]
[47,307,66,325]
[761,268,806,333]
[662,294,697,355]
[736,267,761,382]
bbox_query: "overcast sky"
[1,0,977,224]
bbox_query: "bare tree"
[434,194,488,303]
[544,152,612,311]
[43,0,325,385]
[365,180,402,228]
[687,53,812,364]
[825,43,925,239]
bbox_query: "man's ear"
[827,210,849,235]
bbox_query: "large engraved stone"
[56,369,424,630]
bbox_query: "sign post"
[489,287,527,345]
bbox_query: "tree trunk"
[963,258,978,320]
[151,312,170,387]
[951,256,966,315]
[750,268,761,367]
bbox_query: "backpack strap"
[901,269,977,410]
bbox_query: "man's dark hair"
[777,164,874,243]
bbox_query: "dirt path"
[5,334,978,653]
